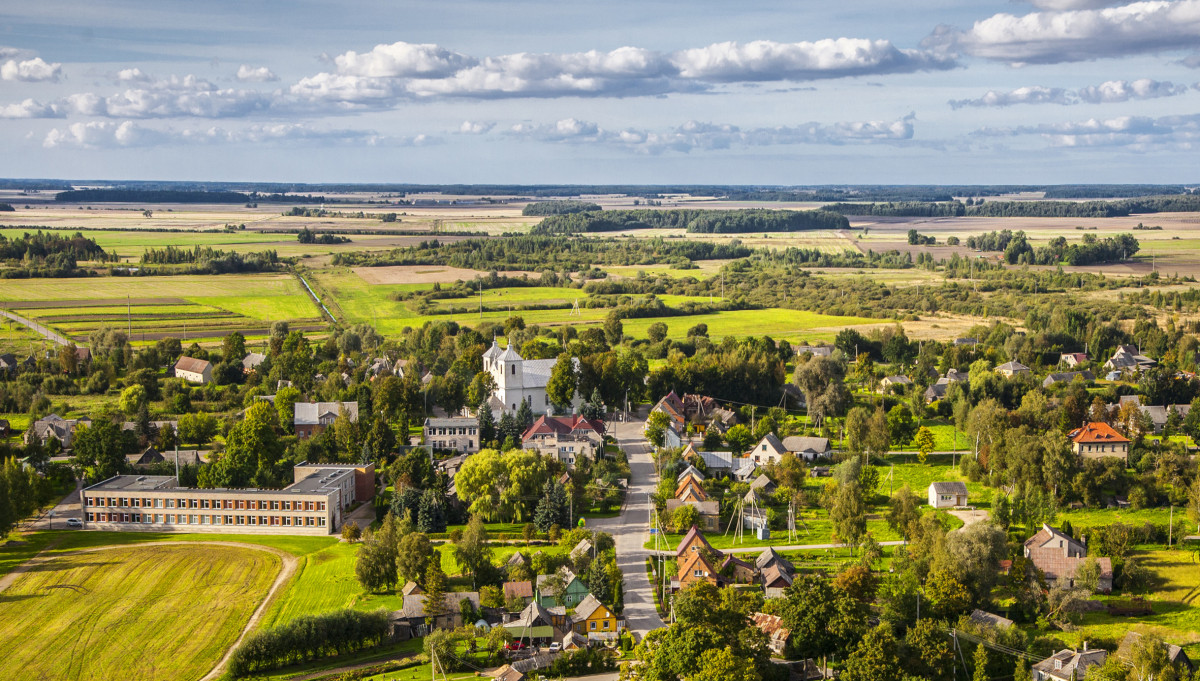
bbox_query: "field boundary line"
[294,270,338,323]
[0,540,297,681]
[0,309,75,347]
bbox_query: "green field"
[0,273,324,343]
[313,268,891,340]
[0,544,279,681]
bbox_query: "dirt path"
[0,309,73,346]
[0,539,298,681]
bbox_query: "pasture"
[0,544,279,681]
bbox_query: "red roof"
[1068,421,1129,444]
[521,415,605,441]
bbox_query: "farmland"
[0,273,324,344]
[0,544,279,681]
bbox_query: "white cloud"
[950,86,1072,108]
[506,114,916,153]
[41,120,425,149]
[670,39,953,81]
[0,98,64,118]
[458,120,495,134]
[1021,0,1130,8]
[927,0,1200,65]
[1,57,63,82]
[949,78,1188,108]
[236,65,279,82]
[115,68,154,83]
[335,42,476,78]
[974,112,1200,147]
[1075,78,1189,102]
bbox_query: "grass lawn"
[235,640,426,681]
[1055,506,1182,534]
[1073,549,1200,657]
[0,544,278,681]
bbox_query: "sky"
[1,0,1199,185]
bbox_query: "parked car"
[65,518,82,528]
[549,642,561,652]
[505,641,527,651]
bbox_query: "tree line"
[131,247,282,274]
[227,609,390,676]
[531,208,848,235]
[54,189,324,204]
[521,200,602,215]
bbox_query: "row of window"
[87,512,327,527]
[429,427,477,436]
[1083,444,1126,453]
[432,440,474,450]
[86,496,326,511]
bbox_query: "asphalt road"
[0,309,72,346]
[591,419,666,636]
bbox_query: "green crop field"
[0,544,279,681]
[621,308,888,342]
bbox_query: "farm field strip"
[0,544,279,681]
[0,274,309,302]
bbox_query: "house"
[757,548,796,597]
[521,415,605,465]
[506,551,530,571]
[126,447,165,467]
[401,581,424,596]
[924,376,965,403]
[678,545,722,588]
[1031,646,1107,681]
[1105,345,1155,374]
[173,356,213,384]
[752,612,791,655]
[676,525,716,562]
[484,339,579,415]
[1115,632,1194,674]
[503,601,571,646]
[792,345,833,358]
[25,413,89,449]
[1121,403,1192,435]
[748,433,788,466]
[503,581,534,607]
[0,353,18,376]
[651,391,687,432]
[675,476,707,503]
[719,554,756,583]
[393,591,481,638]
[676,464,705,485]
[1024,523,1113,592]
[424,417,480,453]
[744,474,777,504]
[954,338,978,346]
[120,419,178,436]
[1060,352,1089,368]
[781,436,831,461]
[928,481,968,509]
[879,375,912,392]
[666,498,721,531]
[1105,370,1122,381]
[1042,371,1094,388]
[968,609,1014,631]
[1068,422,1129,462]
[572,593,619,640]
[535,567,589,608]
[294,401,359,439]
[569,538,593,562]
[689,449,734,475]
[995,360,1030,377]
[241,352,266,373]
[561,631,588,651]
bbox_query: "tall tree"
[72,417,125,481]
[546,353,578,412]
[476,400,496,445]
[534,480,570,531]
[831,481,866,554]
[453,514,493,586]
[397,532,436,586]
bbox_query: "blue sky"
[1,0,1199,184]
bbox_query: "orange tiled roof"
[1068,421,1129,444]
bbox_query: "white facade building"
[483,339,579,415]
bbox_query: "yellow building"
[572,593,619,640]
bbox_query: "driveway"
[590,419,666,637]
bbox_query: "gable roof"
[676,464,705,483]
[1032,648,1108,681]
[755,433,786,454]
[503,581,533,600]
[293,401,359,425]
[1068,421,1129,444]
[995,360,1029,372]
[781,436,830,454]
[401,581,424,596]
[929,481,968,496]
[1115,632,1192,670]
[968,609,1013,630]
[748,473,776,491]
[882,375,912,385]
[676,526,715,560]
[174,356,211,374]
[573,593,609,621]
[242,352,266,369]
[1043,370,1094,387]
[756,547,793,572]
[521,414,605,440]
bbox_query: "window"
[155,514,164,523]
[317,502,326,511]
[694,570,704,577]
[283,501,291,511]
[236,516,245,525]
[87,512,94,522]
[603,620,610,629]
[590,622,596,630]
[511,365,515,375]
[133,514,142,523]
[317,517,326,526]
[271,501,280,510]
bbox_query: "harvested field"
[2,297,191,308]
[352,265,540,285]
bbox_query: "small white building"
[174,357,213,384]
[423,417,480,453]
[483,339,579,416]
[928,481,968,509]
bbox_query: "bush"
[228,609,389,676]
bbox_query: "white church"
[483,339,579,415]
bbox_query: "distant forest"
[0,230,113,278]
[822,194,1200,219]
[521,200,602,216]
[54,189,326,204]
[531,208,848,234]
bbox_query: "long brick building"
[82,462,374,535]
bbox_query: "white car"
[65,518,83,528]
[548,642,561,652]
